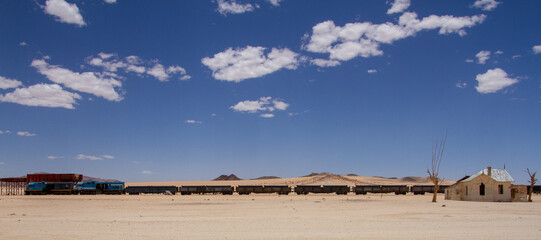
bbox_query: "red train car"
[26,174,83,183]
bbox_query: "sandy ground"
[0,193,540,240]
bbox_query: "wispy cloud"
[17,131,36,137]
[47,156,64,159]
[185,120,203,124]
[230,97,289,115]
[472,0,500,11]
[387,0,410,15]
[533,45,541,54]
[475,50,491,64]
[76,154,114,161]
[216,0,255,16]
[141,170,152,174]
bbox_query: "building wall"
[445,174,513,202]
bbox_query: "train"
[25,181,460,195]
[24,182,541,196]
[25,181,124,195]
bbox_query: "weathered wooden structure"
[0,177,27,195]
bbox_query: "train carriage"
[180,185,233,195]
[295,185,349,195]
[236,185,291,195]
[354,185,408,195]
[125,186,177,195]
[25,182,74,195]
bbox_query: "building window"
[498,185,503,194]
[465,186,468,195]
[480,183,485,196]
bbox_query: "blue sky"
[0,0,540,184]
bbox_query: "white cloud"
[533,45,541,54]
[104,0,117,3]
[88,57,127,72]
[102,155,115,159]
[512,55,521,59]
[47,156,64,159]
[367,69,377,73]
[273,99,289,110]
[202,46,299,82]
[131,161,139,164]
[475,68,518,94]
[456,82,467,88]
[267,0,282,7]
[166,65,186,75]
[217,0,255,15]
[465,59,474,63]
[32,59,123,101]
[230,97,273,113]
[311,58,341,67]
[0,76,22,89]
[141,170,152,174]
[230,97,289,117]
[303,12,485,62]
[98,52,114,59]
[17,131,36,137]
[475,50,491,64]
[19,42,28,46]
[76,154,104,161]
[185,120,203,124]
[494,50,503,55]
[147,64,169,82]
[472,0,500,11]
[87,54,190,81]
[260,113,275,118]
[0,84,81,109]
[43,0,86,27]
[387,0,410,14]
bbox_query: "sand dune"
[126,173,455,187]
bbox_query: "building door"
[480,183,485,196]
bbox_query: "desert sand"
[0,174,539,239]
[0,193,540,240]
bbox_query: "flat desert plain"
[0,193,540,239]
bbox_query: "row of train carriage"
[24,181,456,195]
[123,185,456,195]
[23,182,541,196]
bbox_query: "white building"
[445,167,527,202]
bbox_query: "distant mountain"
[302,172,332,177]
[213,174,241,181]
[253,176,281,180]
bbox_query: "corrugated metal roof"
[461,168,514,182]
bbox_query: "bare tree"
[428,132,447,202]
[526,168,537,202]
